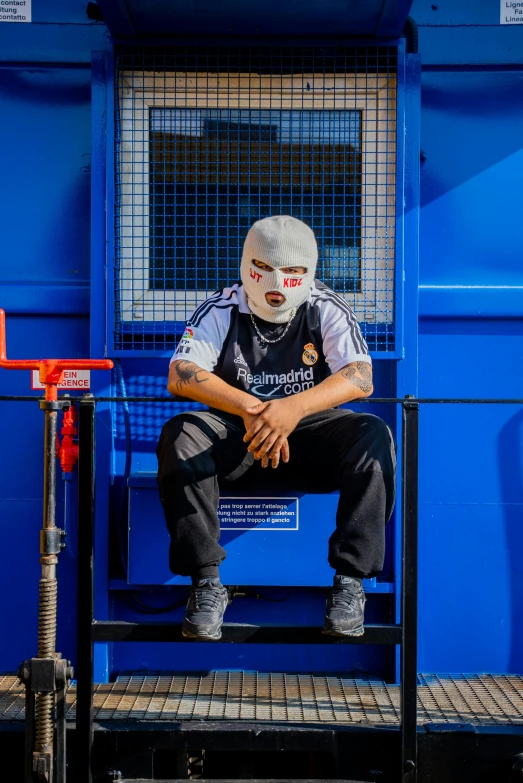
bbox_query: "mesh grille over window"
[114,47,397,352]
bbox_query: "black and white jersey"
[171,281,370,400]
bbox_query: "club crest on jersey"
[302,342,318,366]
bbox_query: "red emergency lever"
[56,403,79,473]
[0,308,113,400]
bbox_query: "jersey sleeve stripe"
[191,301,236,329]
[320,293,368,354]
[313,292,369,354]
[186,290,223,324]
[190,288,238,328]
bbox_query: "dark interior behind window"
[149,108,362,294]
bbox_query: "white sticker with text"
[31,370,91,390]
[218,497,299,531]
[0,0,31,22]
[501,0,523,23]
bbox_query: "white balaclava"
[240,215,318,324]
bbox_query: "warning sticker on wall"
[500,0,523,23]
[218,497,299,531]
[31,370,91,390]
[0,0,31,22]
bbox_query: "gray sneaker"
[323,575,366,637]
[182,577,229,640]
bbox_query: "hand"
[243,397,304,468]
[239,399,289,469]
[239,395,266,434]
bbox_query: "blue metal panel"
[0,54,95,674]
[97,0,413,38]
[417,26,523,66]
[0,27,108,65]
[129,482,339,586]
[0,284,90,315]
[418,323,523,673]
[419,287,523,319]
[416,62,523,674]
[110,626,392,678]
[410,5,523,677]
[128,478,394,590]
[0,67,92,287]
[390,43,421,680]
[0,0,107,63]
[420,71,523,287]
[412,0,509,25]
[410,0,523,65]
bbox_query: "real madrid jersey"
[171,281,370,401]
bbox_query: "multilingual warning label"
[218,497,299,531]
[0,0,31,22]
[31,370,91,390]
[500,0,523,23]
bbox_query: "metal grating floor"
[2,673,523,725]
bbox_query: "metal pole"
[401,398,419,782]
[76,397,96,783]
[55,660,72,783]
[24,684,35,783]
[34,406,59,783]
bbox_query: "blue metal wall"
[0,0,522,678]
[413,0,523,672]
[0,0,106,670]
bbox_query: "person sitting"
[157,215,396,640]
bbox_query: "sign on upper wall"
[500,0,523,23]
[0,0,31,22]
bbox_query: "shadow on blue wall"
[421,72,523,208]
[499,410,523,673]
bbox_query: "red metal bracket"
[0,309,114,400]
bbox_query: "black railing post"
[401,397,419,782]
[76,395,96,783]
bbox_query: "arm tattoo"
[173,360,209,391]
[340,362,373,394]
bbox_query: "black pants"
[156,408,396,580]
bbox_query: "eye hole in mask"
[282,266,308,276]
[251,259,273,273]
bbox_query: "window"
[115,51,396,350]
[149,107,362,295]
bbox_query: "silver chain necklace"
[248,302,297,345]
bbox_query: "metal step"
[91,621,401,644]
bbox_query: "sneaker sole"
[182,626,222,641]
[322,625,365,638]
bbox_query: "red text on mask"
[250,269,262,283]
[283,278,302,288]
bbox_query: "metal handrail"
[1,395,523,404]
[73,396,422,783]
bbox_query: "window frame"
[118,71,396,324]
